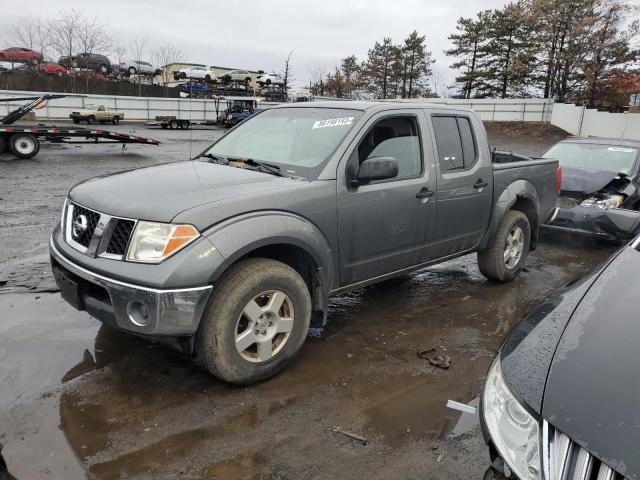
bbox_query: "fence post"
[577,105,586,136]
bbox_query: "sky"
[0,0,638,93]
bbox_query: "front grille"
[557,196,582,209]
[70,204,101,247]
[545,422,627,480]
[106,219,135,255]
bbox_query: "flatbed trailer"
[0,95,160,159]
[145,116,218,130]
[0,125,161,159]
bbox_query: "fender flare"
[479,179,541,251]
[202,211,336,324]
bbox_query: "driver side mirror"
[352,157,399,186]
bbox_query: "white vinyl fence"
[0,90,278,122]
[551,103,640,141]
[0,90,555,123]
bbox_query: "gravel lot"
[0,120,615,480]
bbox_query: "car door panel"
[430,114,493,258]
[337,111,437,286]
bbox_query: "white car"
[221,69,253,83]
[256,72,285,85]
[121,60,162,77]
[176,66,214,81]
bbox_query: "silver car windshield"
[204,108,363,176]
[543,142,639,175]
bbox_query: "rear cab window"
[432,115,478,172]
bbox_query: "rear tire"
[128,66,137,76]
[477,210,531,283]
[9,133,40,159]
[196,258,311,385]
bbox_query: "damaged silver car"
[543,137,640,240]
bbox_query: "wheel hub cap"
[504,226,524,269]
[235,290,295,363]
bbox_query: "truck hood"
[561,167,622,195]
[69,161,299,223]
[543,245,640,478]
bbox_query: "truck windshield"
[542,142,638,176]
[203,107,363,177]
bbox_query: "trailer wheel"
[9,134,40,159]
[169,119,178,130]
[112,116,120,125]
[87,115,96,125]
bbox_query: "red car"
[0,47,44,65]
[40,62,68,77]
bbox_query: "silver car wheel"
[504,226,524,269]
[235,290,294,363]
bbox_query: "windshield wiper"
[230,157,284,177]
[200,153,229,165]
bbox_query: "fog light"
[127,301,150,326]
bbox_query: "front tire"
[112,116,120,125]
[196,258,311,385]
[86,115,96,125]
[478,210,530,283]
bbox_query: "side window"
[98,105,105,111]
[432,116,464,171]
[357,116,422,180]
[457,117,477,168]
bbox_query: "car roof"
[274,100,468,113]
[560,137,640,148]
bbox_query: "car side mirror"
[353,157,399,186]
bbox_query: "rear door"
[337,110,437,286]
[430,114,493,257]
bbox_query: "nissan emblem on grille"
[72,214,88,239]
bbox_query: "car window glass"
[457,117,477,168]
[432,116,464,171]
[98,105,105,111]
[357,116,422,179]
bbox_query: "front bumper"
[544,205,640,240]
[50,239,212,337]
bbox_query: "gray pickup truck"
[50,102,560,384]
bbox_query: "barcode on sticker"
[312,117,354,129]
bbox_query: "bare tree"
[9,16,50,62]
[112,44,128,83]
[129,38,148,96]
[309,63,327,95]
[151,44,184,97]
[281,50,293,96]
[47,10,82,64]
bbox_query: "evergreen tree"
[445,11,492,98]
[361,38,402,99]
[400,30,434,98]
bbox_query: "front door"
[337,112,436,286]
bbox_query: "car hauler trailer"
[0,95,160,159]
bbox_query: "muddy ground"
[0,121,614,480]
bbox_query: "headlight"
[126,221,199,263]
[581,194,624,209]
[483,357,541,480]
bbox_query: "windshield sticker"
[312,117,354,129]
[608,147,635,153]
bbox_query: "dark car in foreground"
[50,102,559,385]
[481,235,640,480]
[543,137,640,240]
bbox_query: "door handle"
[416,188,435,199]
[473,179,489,189]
